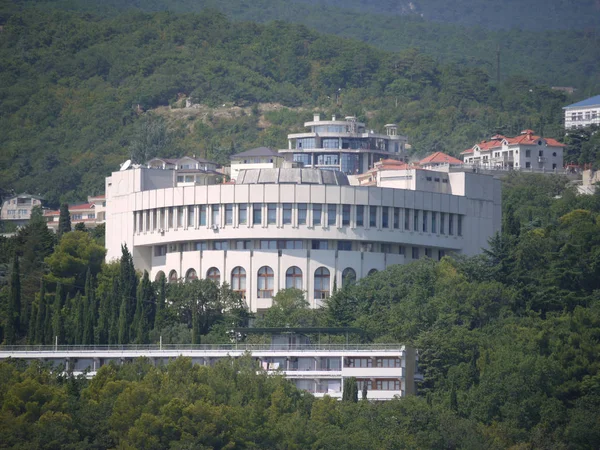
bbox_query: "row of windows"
[135,204,464,236]
[345,357,402,368]
[160,266,365,299]
[154,240,446,259]
[356,379,401,391]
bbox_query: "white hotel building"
[105,162,501,312]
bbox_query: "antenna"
[120,159,132,171]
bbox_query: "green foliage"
[57,204,71,239]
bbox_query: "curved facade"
[106,167,501,312]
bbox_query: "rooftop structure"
[461,130,565,171]
[229,147,286,181]
[564,95,600,129]
[145,156,223,186]
[279,114,408,175]
[105,163,501,312]
[418,152,463,169]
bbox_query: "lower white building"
[564,95,600,129]
[0,341,418,401]
[105,166,501,312]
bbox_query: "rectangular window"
[239,204,247,225]
[376,358,401,368]
[282,240,303,249]
[283,203,292,224]
[267,204,277,224]
[356,205,364,227]
[356,379,373,391]
[211,205,220,227]
[194,241,207,251]
[152,210,157,231]
[253,203,262,225]
[177,207,184,228]
[298,203,307,225]
[337,241,352,251]
[525,150,531,157]
[440,213,445,235]
[439,250,446,260]
[235,240,252,250]
[187,206,194,227]
[312,204,322,226]
[346,358,372,368]
[312,240,328,250]
[382,207,389,228]
[167,208,173,229]
[375,379,401,391]
[399,246,405,255]
[458,215,463,236]
[342,205,350,226]
[412,247,419,259]
[425,248,432,258]
[328,204,337,226]
[213,240,228,250]
[404,209,410,230]
[369,206,377,228]
[381,243,391,253]
[449,213,454,235]
[154,245,167,257]
[199,206,207,226]
[431,212,436,234]
[422,211,428,232]
[159,209,165,229]
[225,204,233,225]
[260,240,277,250]
[413,209,419,231]
[393,208,400,229]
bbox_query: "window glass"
[212,205,220,227]
[342,268,356,287]
[382,207,389,228]
[239,204,247,225]
[393,208,400,229]
[422,211,428,232]
[199,206,206,226]
[187,206,194,227]
[286,266,303,289]
[225,204,233,225]
[328,204,336,226]
[337,241,352,251]
[356,205,364,227]
[267,204,277,224]
[314,267,330,299]
[253,203,262,225]
[207,267,220,284]
[257,266,274,298]
[283,203,292,224]
[311,240,329,250]
[298,203,307,225]
[342,205,351,226]
[369,206,377,228]
[312,204,322,226]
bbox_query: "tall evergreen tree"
[154,272,166,331]
[118,297,128,345]
[83,270,95,345]
[119,244,138,325]
[5,254,21,344]
[28,299,38,345]
[34,279,47,345]
[132,271,153,344]
[43,290,53,345]
[52,282,65,344]
[75,293,85,344]
[57,203,72,239]
[108,277,120,345]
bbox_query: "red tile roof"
[419,152,463,165]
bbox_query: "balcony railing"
[0,343,404,353]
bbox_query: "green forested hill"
[0,6,571,205]
[17,0,600,93]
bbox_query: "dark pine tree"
[108,277,120,345]
[28,298,38,345]
[119,244,138,326]
[34,279,47,345]
[52,282,65,344]
[82,270,95,345]
[154,272,166,331]
[118,297,128,345]
[5,254,21,344]
[57,203,72,239]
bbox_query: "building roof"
[3,193,44,201]
[564,94,600,109]
[419,152,463,165]
[236,168,349,185]
[231,147,280,159]
[462,130,565,154]
[44,203,94,216]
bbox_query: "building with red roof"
[44,195,106,231]
[418,152,463,169]
[461,130,565,171]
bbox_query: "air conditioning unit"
[158,228,164,234]
[212,224,219,232]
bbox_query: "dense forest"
[15,0,600,90]
[1,172,600,447]
[1,4,588,207]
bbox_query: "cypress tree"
[35,279,47,345]
[43,291,53,345]
[83,270,95,345]
[5,254,21,344]
[75,293,85,344]
[342,377,358,402]
[52,282,65,344]
[96,290,110,345]
[119,244,138,325]
[57,203,71,238]
[28,299,38,345]
[132,271,153,344]
[108,277,120,345]
[154,272,166,331]
[118,297,128,345]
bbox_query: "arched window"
[168,270,178,284]
[231,267,246,298]
[314,267,330,300]
[185,268,197,282]
[342,268,356,288]
[207,267,220,284]
[257,266,274,298]
[286,266,303,289]
[368,268,378,276]
[155,271,166,282]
